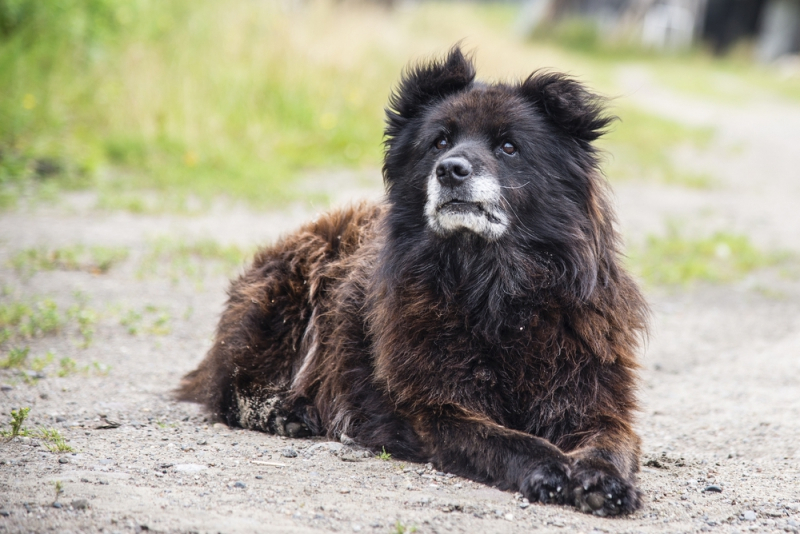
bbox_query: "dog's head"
[382,47,617,299]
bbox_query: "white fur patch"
[236,393,279,431]
[292,308,319,389]
[425,172,509,239]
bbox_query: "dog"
[178,47,648,516]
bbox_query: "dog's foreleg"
[415,405,573,505]
[566,422,642,516]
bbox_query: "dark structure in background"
[525,0,800,60]
[703,0,766,54]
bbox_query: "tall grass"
[1,1,794,210]
[0,1,405,207]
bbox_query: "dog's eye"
[501,142,517,155]
[434,137,448,150]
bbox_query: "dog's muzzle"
[424,158,509,240]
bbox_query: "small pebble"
[281,448,298,458]
[743,510,757,521]
[55,416,66,423]
[71,499,90,511]
[704,485,723,493]
[0,509,10,517]
[58,457,70,464]
[340,488,351,494]
[52,502,62,509]
[255,475,263,480]
[504,513,514,521]
[233,481,246,489]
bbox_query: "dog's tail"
[175,338,238,424]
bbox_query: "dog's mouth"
[438,200,502,224]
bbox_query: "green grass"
[51,356,110,378]
[0,0,395,209]
[35,427,73,452]
[627,228,789,286]
[393,521,417,534]
[67,304,96,348]
[0,298,62,339]
[53,480,64,503]
[11,245,129,276]
[378,446,392,461]
[0,345,29,368]
[0,295,99,349]
[1,1,794,210]
[0,406,29,438]
[599,106,715,188]
[30,350,54,372]
[138,237,250,283]
[120,305,171,336]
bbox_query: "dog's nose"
[436,157,472,187]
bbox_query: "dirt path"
[1,78,800,534]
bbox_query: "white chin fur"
[424,173,509,240]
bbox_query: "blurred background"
[0,0,799,291]
[0,0,797,207]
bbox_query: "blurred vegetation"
[627,226,791,287]
[0,0,395,209]
[137,236,251,285]
[1,0,797,211]
[600,106,715,188]
[12,245,129,276]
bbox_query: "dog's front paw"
[570,460,641,516]
[520,459,571,505]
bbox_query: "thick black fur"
[179,47,648,517]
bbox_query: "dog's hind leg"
[177,203,383,432]
[177,235,327,430]
[234,386,320,438]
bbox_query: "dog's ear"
[385,47,476,139]
[520,71,615,142]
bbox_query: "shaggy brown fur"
[178,47,648,516]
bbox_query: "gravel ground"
[1,72,800,534]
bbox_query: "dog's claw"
[570,461,642,516]
[520,460,571,505]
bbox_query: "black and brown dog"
[178,47,649,516]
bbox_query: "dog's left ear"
[520,71,614,142]
[385,47,476,140]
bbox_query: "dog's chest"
[430,330,566,422]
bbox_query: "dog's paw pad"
[520,460,571,505]
[570,465,641,516]
[285,421,311,438]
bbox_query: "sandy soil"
[1,73,800,534]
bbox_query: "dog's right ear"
[385,47,476,140]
